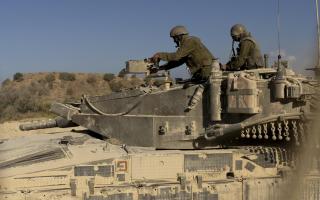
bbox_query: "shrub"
[86,75,97,84]
[1,79,11,87]
[0,105,16,122]
[59,72,76,81]
[66,87,74,95]
[103,73,115,81]
[29,81,49,96]
[37,79,46,85]
[13,72,24,82]
[45,73,56,82]
[0,88,19,104]
[48,82,54,89]
[130,77,143,87]
[109,80,123,92]
[109,78,134,92]
[0,84,53,122]
[15,94,36,113]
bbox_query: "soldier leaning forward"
[151,25,216,81]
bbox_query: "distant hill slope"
[0,72,144,122]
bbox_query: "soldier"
[151,25,215,81]
[226,24,263,70]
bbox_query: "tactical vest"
[240,36,263,68]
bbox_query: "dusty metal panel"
[72,115,155,147]
[243,178,283,200]
[137,186,181,199]
[159,187,171,196]
[0,147,66,169]
[244,162,255,172]
[214,182,242,200]
[116,174,125,181]
[85,193,133,200]
[74,166,95,176]
[88,89,145,101]
[179,191,192,199]
[158,187,179,199]
[83,85,195,116]
[137,194,153,200]
[154,116,203,149]
[126,60,149,73]
[193,192,218,200]
[235,160,243,170]
[96,165,114,177]
[74,165,114,177]
[184,153,232,171]
[138,193,179,200]
[131,154,183,180]
[112,193,133,200]
[84,195,103,200]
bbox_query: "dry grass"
[0,72,112,122]
[0,72,145,122]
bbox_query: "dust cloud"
[285,76,320,200]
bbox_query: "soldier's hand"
[149,66,159,74]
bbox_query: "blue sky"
[0,0,318,82]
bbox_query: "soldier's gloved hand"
[151,53,161,64]
[149,66,159,74]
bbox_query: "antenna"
[277,0,282,70]
[307,0,320,76]
[316,0,320,68]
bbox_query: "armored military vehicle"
[21,58,318,149]
[0,58,319,200]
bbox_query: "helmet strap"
[232,40,236,57]
[173,35,183,48]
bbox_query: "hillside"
[0,72,144,122]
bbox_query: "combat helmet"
[230,24,247,41]
[170,26,188,37]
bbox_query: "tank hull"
[0,129,311,200]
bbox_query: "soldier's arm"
[157,39,194,62]
[230,40,253,68]
[159,59,187,71]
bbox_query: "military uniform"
[156,35,215,80]
[227,24,263,71]
[227,33,263,70]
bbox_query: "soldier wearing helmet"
[226,24,263,70]
[151,25,215,81]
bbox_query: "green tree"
[103,73,115,81]
[59,72,76,81]
[13,72,24,82]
